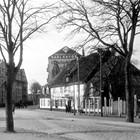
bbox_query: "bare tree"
[56,0,140,122]
[0,0,57,132]
[30,81,41,94]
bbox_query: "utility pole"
[72,66,76,116]
[73,78,76,116]
[49,86,52,111]
[77,56,80,114]
[98,48,103,117]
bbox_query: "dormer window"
[66,74,70,82]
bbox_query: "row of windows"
[16,74,26,81]
[52,86,72,93]
[40,99,68,108]
[40,99,50,107]
[51,99,66,107]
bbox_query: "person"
[65,104,68,113]
[65,100,68,113]
[67,100,71,113]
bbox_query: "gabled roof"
[86,55,140,87]
[84,55,140,98]
[48,46,81,59]
[106,56,140,85]
[48,50,112,87]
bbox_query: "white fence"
[85,96,138,117]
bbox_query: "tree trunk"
[5,78,14,132]
[5,55,17,132]
[125,56,134,122]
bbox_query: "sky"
[0,0,140,92]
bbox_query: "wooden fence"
[85,95,138,117]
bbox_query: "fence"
[85,95,138,117]
[102,97,126,117]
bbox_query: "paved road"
[0,108,140,140]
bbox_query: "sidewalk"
[31,108,140,128]
[0,127,67,140]
[1,109,140,140]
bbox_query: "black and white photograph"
[0,0,140,140]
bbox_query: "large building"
[0,60,28,106]
[40,50,140,116]
[47,46,82,83]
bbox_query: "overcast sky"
[1,0,140,92]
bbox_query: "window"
[60,99,63,107]
[44,99,45,106]
[60,87,63,96]
[66,76,69,82]
[68,86,71,94]
[41,99,43,106]
[48,100,50,106]
[64,86,66,92]
[62,99,65,106]
[52,99,55,107]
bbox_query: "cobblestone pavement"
[0,108,140,140]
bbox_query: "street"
[0,108,140,140]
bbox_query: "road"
[0,108,140,140]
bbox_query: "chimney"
[82,47,85,57]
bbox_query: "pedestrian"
[65,100,68,113]
[68,100,71,113]
[65,104,68,113]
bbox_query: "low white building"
[40,51,102,112]
[40,83,85,109]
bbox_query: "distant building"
[0,60,6,105]
[47,46,82,83]
[13,69,28,104]
[0,60,28,106]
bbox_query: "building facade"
[0,60,28,106]
[40,50,105,112]
[0,60,6,106]
[47,46,82,83]
[40,49,140,116]
[13,69,28,104]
